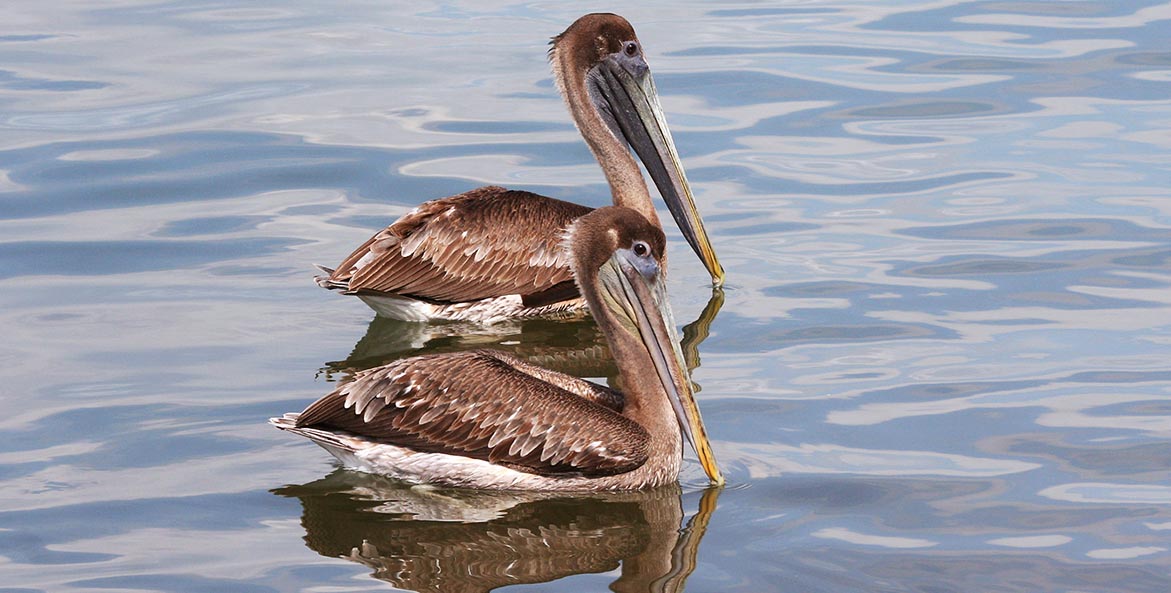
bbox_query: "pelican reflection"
[273,470,720,593]
[320,287,725,382]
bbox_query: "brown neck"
[584,277,681,463]
[551,51,661,227]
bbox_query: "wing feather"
[476,350,623,412]
[327,187,591,303]
[296,350,648,477]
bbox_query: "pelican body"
[274,207,723,491]
[315,13,723,323]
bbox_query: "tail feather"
[269,412,301,430]
[313,264,350,291]
[269,413,360,453]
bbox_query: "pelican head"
[568,206,723,485]
[551,13,725,287]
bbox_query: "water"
[2,1,1170,591]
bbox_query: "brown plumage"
[316,13,723,322]
[296,350,641,477]
[273,206,724,490]
[321,187,588,305]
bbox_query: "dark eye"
[624,41,639,57]
[632,240,650,257]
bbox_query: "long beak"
[606,252,724,485]
[598,60,725,287]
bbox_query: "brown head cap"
[566,206,666,283]
[550,13,639,71]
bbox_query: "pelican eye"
[632,240,650,258]
[624,41,639,57]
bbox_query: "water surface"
[2,1,1171,591]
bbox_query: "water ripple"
[2,1,1171,592]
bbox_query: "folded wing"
[325,186,591,304]
[295,350,648,477]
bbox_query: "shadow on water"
[273,471,720,593]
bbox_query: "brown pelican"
[315,13,723,322]
[273,206,723,490]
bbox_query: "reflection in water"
[319,315,612,380]
[681,288,724,374]
[321,287,726,381]
[273,471,719,593]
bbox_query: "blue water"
[2,1,1170,591]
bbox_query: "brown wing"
[477,350,623,412]
[296,350,648,477]
[329,186,592,303]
